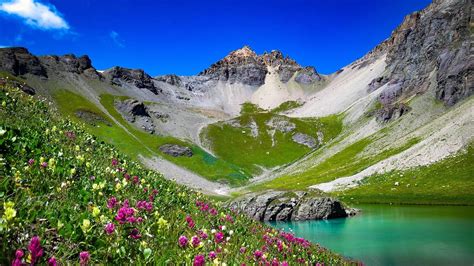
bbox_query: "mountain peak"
[223,45,257,62]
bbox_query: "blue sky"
[0,0,431,76]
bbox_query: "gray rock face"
[39,54,101,79]
[227,190,354,221]
[159,144,193,157]
[292,132,317,148]
[367,0,472,121]
[0,47,47,78]
[103,66,160,94]
[115,99,155,133]
[267,118,296,133]
[295,66,322,84]
[199,46,320,86]
[155,74,182,87]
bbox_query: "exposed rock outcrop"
[0,47,47,78]
[103,67,160,94]
[199,46,320,86]
[367,0,473,121]
[115,99,155,133]
[159,144,193,157]
[155,74,182,87]
[227,190,356,221]
[292,132,318,148]
[39,54,101,79]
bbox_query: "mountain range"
[0,0,472,203]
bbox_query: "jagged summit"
[199,46,320,86]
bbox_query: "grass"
[201,111,343,175]
[52,90,250,186]
[251,136,421,191]
[336,143,474,205]
[271,101,303,113]
[0,81,355,264]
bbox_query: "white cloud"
[0,0,69,30]
[109,30,125,47]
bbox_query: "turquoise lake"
[269,204,474,265]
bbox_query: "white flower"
[211,229,216,234]
[229,230,234,235]
[0,129,6,136]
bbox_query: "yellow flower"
[3,207,16,221]
[92,207,100,217]
[81,219,91,233]
[4,201,14,209]
[157,217,169,229]
[52,126,57,132]
[99,215,107,223]
[39,157,45,163]
[92,183,99,190]
[115,182,122,192]
[86,162,91,168]
[48,158,56,170]
[70,168,76,175]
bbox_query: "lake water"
[268,204,474,265]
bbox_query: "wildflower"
[2,202,16,221]
[209,251,217,260]
[239,247,247,253]
[198,230,208,239]
[107,197,118,209]
[81,219,91,233]
[253,250,263,260]
[193,254,205,266]
[75,145,80,151]
[0,128,5,136]
[115,206,135,224]
[28,159,35,166]
[229,230,234,235]
[40,162,48,168]
[28,236,44,264]
[157,217,169,229]
[129,228,141,239]
[112,158,118,166]
[79,251,90,266]
[115,182,122,191]
[191,235,201,247]
[57,220,64,230]
[70,168,76,176]
[214,231,224,243]
[132,175,140,184]
[281,262,289,266]
[105,223,115,235]
[12,249,23,266]
[186,215,195,228]
[48,257,57,266]
[209,208,218,216]
[178,235,188,248]
[92,207,100,217]
[143,248,152,259]
[48,158,56,170]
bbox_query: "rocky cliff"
[198,46,321,86]
[227,190,356,221]
[103,66,160,95]
[368,0,473,121]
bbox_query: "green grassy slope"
[52,90,249,186]
[201,103,342,175]
[251,136,421,191]
[336,143,474,205]
[0,80,355,264]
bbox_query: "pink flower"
[209,208,217,216]
[272,258,279,266]
[239,247,247,253]
[28,236,43,264]
[129,228,141,239]
[208,251,217,260]
[111,158,118,166]
[193,254,205,266]
[124,173,130,180]
[65,131,76,140]
[48,257,57,266]
[281,262,289,266]
[253,250,263,260]
[225,214,234,223]
[132,175,140,184]
[178,235,188,248]
[79,251,90,266]
[186,215,195,228]
[40,162,48,168]
[191,235,201,247]
[198,230,208,240]
[115,206,135,224]
[28,159,35,166]
[107,197,118,209]
[12,249,23,266]
[214,231,224,243]
[104,223,115,234]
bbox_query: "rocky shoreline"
[227,190,358,221]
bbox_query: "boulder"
[227,190,356,221]
[115,99,155,133]
[292,133,317,148]
[159,144,193,157]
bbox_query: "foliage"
[0,81,356,264]
[271,101,303,113]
